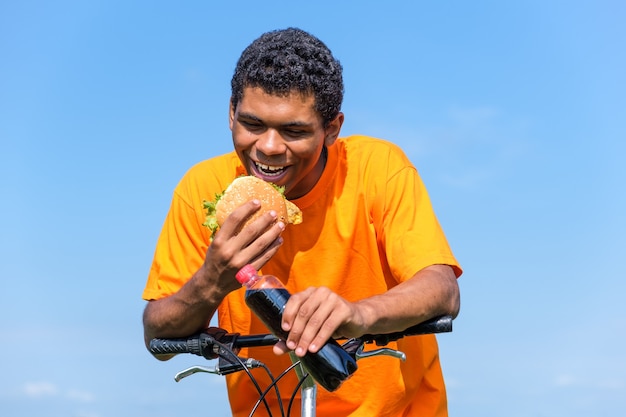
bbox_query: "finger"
[237,217,284,268]
[241,215,284,250]
[239,208,276,240]
[249,234,284,272]
[285,288,336,357]
[272,340,289,356]
[307,310,343,353]
[226,208,284,270]
[280,288,314,349]
[294,292,339,355]
[219,199,262,238]
[208,205,283,285]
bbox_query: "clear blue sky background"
[1,1,625,416]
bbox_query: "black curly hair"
[231,28,344,127]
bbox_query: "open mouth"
[254,161,286,178]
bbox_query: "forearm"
[142,267,230,359]
[356,264,460,335]
[280,264,460,356]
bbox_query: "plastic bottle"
[235,264,357,392]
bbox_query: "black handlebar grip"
[364,315,453,346]
[401,315,452,336]
[149,335,204,356]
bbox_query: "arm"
[142,266,231,361]
[278,264,459,357]
[354,264,460,333]
[143,200,285,360]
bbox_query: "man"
[142,27,461,416]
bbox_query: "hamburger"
[202,176,302,240]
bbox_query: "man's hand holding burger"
[202,198,287,295]
[200,175,303,293]
[142,176,300,358]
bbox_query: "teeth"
[257,162,283,171]
[256,162,285,175]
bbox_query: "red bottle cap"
[236,264,257,285]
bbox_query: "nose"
[256,128,286,156]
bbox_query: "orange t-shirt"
[143,135,462,417]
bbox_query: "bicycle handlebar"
[149,315,452,358]
[361,315,452,345]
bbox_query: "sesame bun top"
[215,176,302,229]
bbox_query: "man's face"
[230,87,343,199]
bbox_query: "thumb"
[272,340,290,356]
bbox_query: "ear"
[324,112,344,146]
[229,98,236,130]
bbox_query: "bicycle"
[149,315,453,417]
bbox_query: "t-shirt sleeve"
[376,154,462,282]
[142,181,210,301]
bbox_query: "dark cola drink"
[236,265,357,392]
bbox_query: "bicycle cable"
[212,338,278,417]
[286,366,311,417]
[248,360,303,417]
[247,362,288,417]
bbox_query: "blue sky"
[1,1,625,416]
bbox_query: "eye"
[284,129,309,138]
[240,120,264,132]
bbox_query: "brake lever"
[174,329,261,381]
[175,357,263,381]
[175,365,218,381]
[341,338,406,361]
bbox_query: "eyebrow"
[237,112,314,128]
